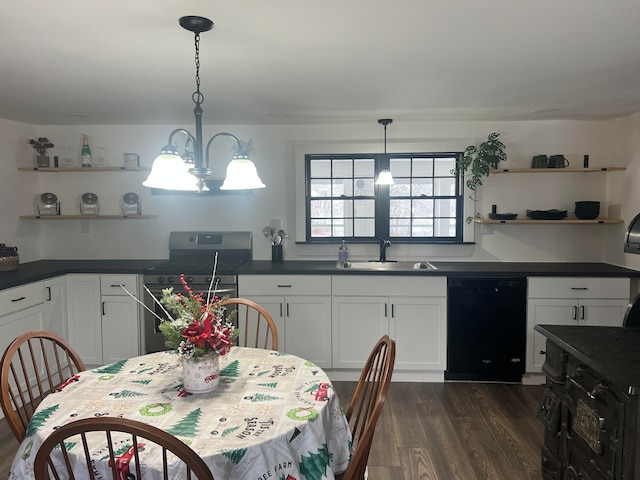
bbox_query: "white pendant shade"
[375,170,395,185]
[142,153,203,191]
[220,157,266,190]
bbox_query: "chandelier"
[375,118,395,185]
[143,16,265,193]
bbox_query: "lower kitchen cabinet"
[238,275,332,368]
[42,276,67,338]
[526,277,630,373]
[0,282,45,368]
[331,276,447,371]
[66,274,141,366]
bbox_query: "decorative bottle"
[81,134,92,167]
[338,240,349,266]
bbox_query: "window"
[305,152,463,243]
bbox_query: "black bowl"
[575,202,600,219]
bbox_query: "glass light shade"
[220,156,266,190]
[375,170,395,185]
[142,153,203,191]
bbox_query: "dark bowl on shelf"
[575,201,600,220]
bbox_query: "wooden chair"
[0,330,86,443]
[218,297,279,350]
[337,335,396,480]
[33,417,214,480]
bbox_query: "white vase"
[182,353,220,394]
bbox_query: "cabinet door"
[239,295,286,351]
[527,298,576,372]
[0,305,45,390]
[43,276,66,338]
[66,275,102,365]
[332,296,388,369]
[101,296,140,364]
[390,296,446,370]
[286,296,332,368]
[580,299,628,327]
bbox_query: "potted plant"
[453,132,507,223]
[29,137,55,168]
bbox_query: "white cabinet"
[331,276,447,371]
[43,276,66,338]
[66,274,140,366]
[100,275,140,364]
[0,282,45,363]
[526,277,630,372]
[238,275,332,368]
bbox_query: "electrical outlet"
[271,219,282,232]
[480,224,493,234]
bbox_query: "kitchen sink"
[337,260,438,271]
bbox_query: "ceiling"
[3,0,640,126]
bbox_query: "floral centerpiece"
[158,274,238,359]
[120,254,237,393]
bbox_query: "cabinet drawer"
[100,275,138,296]
[239,275,331,296]
[332,275,446,296]
[528,277,629,299]
[0,282,44,316]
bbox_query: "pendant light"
[376,118,395,185]
[143,16,265,193]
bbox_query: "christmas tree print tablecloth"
[9,348,352,480]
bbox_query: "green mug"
[549,155,569,168]
[531,155,548,168]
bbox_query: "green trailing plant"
[452,132,507,223]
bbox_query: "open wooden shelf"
[18,166,148,172]
[474,218,623,225]
[490,167,626,173]
[19,215,157,220]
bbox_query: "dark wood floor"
[0,382,543,479]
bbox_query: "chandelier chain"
[193,32,204,105]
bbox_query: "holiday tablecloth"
[9,347,352,479]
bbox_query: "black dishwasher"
[446,277,527,382]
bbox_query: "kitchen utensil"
[575,201,600,220]
[548,155,569,168]
[489,213,518,220]
[262,226,274,244]
[531,155,549,168]
[526,209,568,220]
[275,229,287,245]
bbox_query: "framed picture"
[124,153,139,168]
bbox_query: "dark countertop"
[2,259,638,291]
[0,259,165,290]
[535,324,640,395]
[237,260,640,278]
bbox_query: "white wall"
[2,116,638,265]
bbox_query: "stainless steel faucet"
[379,238,392,262]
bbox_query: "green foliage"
[453,132,507,193]
[451,132,507,223]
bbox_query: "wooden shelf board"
[19,215,157,220]
[474,218,623,225]
[490,167,626,173]
[18,166,148,172]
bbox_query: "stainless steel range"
[142,231,252,353]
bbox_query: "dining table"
[9,347,353,479]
